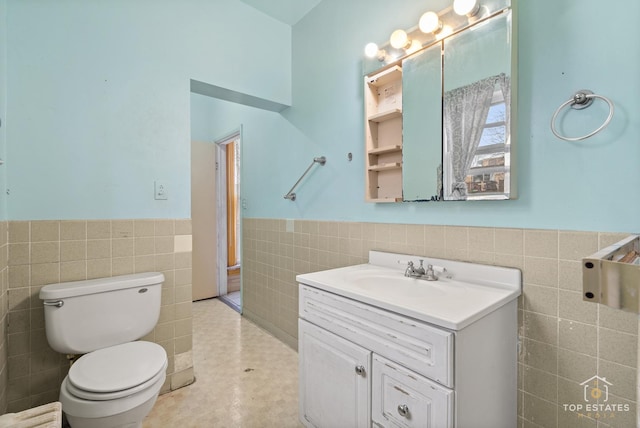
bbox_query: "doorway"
[191,128,242,313]
[215,130,242,313]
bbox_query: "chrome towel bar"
[551,89,614,142]
[284,156,326,201]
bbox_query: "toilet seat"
[67,341,167,400]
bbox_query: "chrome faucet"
[404,260,442,281]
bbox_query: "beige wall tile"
[134,220,155,237]
[175,252,192,269]
[599,305,639,335]
[558,290,597,325]
[7,289,29,312]
[135,255,155,273]
[155,237,174,254]
[523,311,558,345]
[30,221,59,242]
[444,226,468,251]
[9,222,30,243]
[522,338,557,374]
[8,266,30,289]
[30,263,59,286]
[558,260,582,291]
[135,237,155,256]
[599,232,631,250]
[558,320,596,355]
[523,366,557,403]
[598,359,636,402]
[524,229,558,258]
[155,254,175,272]
[87,239,111,260]
[495,228,524,255]
[60,221,86,241]
[557,348,596,384]
[86,259,111,279]
[31,242,59,264]
[523,284,558,317]
[60,241,86,262]
[87,221,111,239]
[558,231,598,261]
[112,257,134,276]
[468,227,494,253]
[60,261,86,282]
[174,219,192,235]
[8,244,29,266]
[523,393,557,428]
[598,328,637,367]
[112,220,134,238]
[524,257,558,287]
[155,220,175,237]
[112,238,134,258]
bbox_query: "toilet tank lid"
[39,272,165,300]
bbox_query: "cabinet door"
[372,354,453,428]
[299,319,371,428]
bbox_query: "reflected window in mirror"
[465,88,508,196]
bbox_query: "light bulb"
[453,0,480,16]
[390,29,410,49]
[364,43,379,58]
[419,11,442,34]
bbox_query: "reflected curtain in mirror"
[443,73,510,200]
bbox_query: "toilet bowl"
[59,341,167,428]
[39,273,168,428]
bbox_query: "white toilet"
[40,272,169,428]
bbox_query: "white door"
[299,320,371,428]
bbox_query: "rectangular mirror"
[362,2,516,203]
[442,11,515,200]
[402,43,443,202]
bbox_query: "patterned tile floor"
[144,298,302,428]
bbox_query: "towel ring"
[550,89,614,142]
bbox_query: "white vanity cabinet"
[297,251,521,428]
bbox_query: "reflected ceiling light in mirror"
[406,39,422,55]
[436,25,454,40]
[364,42,387,61]
[419,11,443,34]
[453,0,480,16]
[390,29,411,49]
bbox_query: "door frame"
[213,126,242,297]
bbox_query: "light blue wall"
[6,0,291,220]
[246,0,639,233]
[0,0,6,220]
[6,0,640,232]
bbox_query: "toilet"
[40,272,168,428]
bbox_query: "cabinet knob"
[355,365,366,376]
[397,404,410,418]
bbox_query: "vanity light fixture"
[364,42,387,61]
[453,0,481,17]
[418,11,443,34]
[389,29,411,49]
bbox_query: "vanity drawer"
[299,284,454,387]
[372,354,453,428]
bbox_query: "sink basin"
[344,269,455,298]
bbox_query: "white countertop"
[296,251,521,331]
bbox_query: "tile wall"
[6,219,194,412]
[0,221,7,414]
[243,218,638,428]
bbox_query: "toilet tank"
[39,272,165,354]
